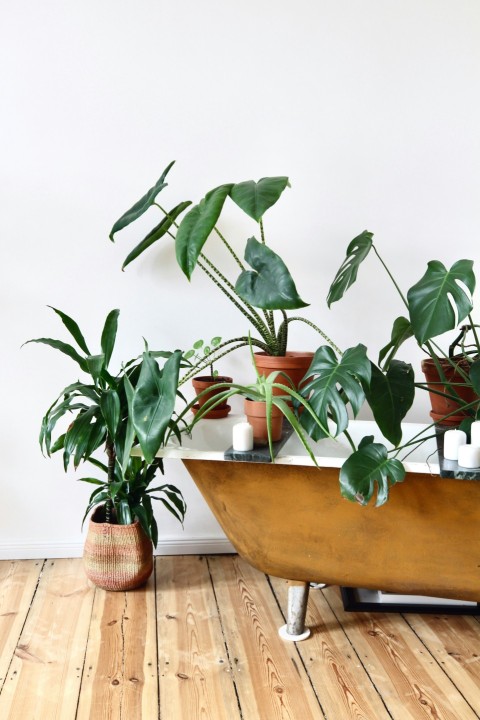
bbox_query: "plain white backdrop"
[1,1,479,557]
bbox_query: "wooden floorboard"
[0,555,479,720]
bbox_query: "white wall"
[1,1,479,558]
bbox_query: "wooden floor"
[1,557,480,720]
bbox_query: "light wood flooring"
[1,555,480,719]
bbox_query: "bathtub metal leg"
[278,581,311,641]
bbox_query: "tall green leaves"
[340,439,406,507]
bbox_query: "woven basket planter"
[83,506,153,591]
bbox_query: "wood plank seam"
[321,587,395,720]
[266,575,329,719]
[73,582,98,720]
[0,559,46,697]
[152,561,161,720]
[401,613,480,720]
[206,557,245,720]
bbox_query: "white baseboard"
[0,537,236,560]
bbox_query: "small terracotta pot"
[421,357,478,426]
[83,506,153,591]
[192,376,232,419]
[244,398,283,443]
[253,352,314,395]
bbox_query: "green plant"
[183,336,223,379]
[109,162,339,376]
[25,307,187,546]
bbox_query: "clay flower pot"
[192,375,232,419]
[421,357,478,426]
[253,352,314,395]
[244,398,283,443]
[83,506,153,591]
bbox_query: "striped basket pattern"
[83,508,153,591]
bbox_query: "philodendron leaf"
[122,200,192,270]
[470,359,480,395]
[133,350,182,463]
[365,360,415,446]
[378,316,414,369]
[229,177,289,221]
[101,309,120,369]
[300,344,371,440]
[407,259,475,345]
[340,441,406,507]
[175,184,233,279]
[109,161,176,240]
[327,230,374,307]
[47,307,90,354]
[235,237,309,310]
[100,389,121,441]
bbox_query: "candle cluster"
[443,421,480,468]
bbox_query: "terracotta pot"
[83,506,153,591]
[421,357,478,427]
[244,398,283,443]
[253,352,314,395]
[191,375,232,419]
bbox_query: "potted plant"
[109,162,340,388]
[183,337,233,419]
[25,307,187,591]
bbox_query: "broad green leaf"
[229,177,289,221]
[470,359,480,395]
[175,184,233,279]
[407,259,475,344]
[340,442,406,506]
[300,344,371,440]
[116,498,133,525]
[327,231,374,307]
[100,389,121,440]
[235,237,309,310]
[63,406,99,469]
[133,504,151,539]
[122,200,191,270]
[133,350,182,463]
[365,360,415,446]
[47,307,90,354]
[378,316,414,369]
[101,309,120,369]
[86,354,105,383]
[109,161,175,240]
[121,373,136,475]
[24,338,88,373]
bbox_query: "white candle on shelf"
[457,444,480,469]
[232,422,254,451]
[443,429,467,460]
[470,421,480,447]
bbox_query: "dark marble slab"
[435,427,480,480]
[224,422,294,463]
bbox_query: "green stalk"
[285,317,343,356]
[372,244,409,309]
[180,338,270,385]
[259,218,266,245]
[468,315,480,355]
[105,438,115,524]
[214,227,245,270]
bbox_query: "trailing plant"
[25,307,187,545]
[109,162,340,375]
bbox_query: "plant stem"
[260,219,266,245]
[105,438,115,524]
[180,338,270,385]
[468,315,480,355]
[372,244,409,309]
[286,317,342,355]
[214,227,245,270]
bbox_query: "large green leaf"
[175,184,233,279]
[407,259,475,344]
[100,389,121,440]
[63,406,100,470]
[24,338,88,373]
[122,200,192,270]
[47,307,90,354]
[378,316,414,369]
[133,351,182,463]
[86,354,105,383]
[109,161,175,240]
[300,344,371,440]
[340,440,406,506]
[101,309,120,369]
[229,177,289,221]
[365,360,415,446]
[235,237,309,310]
[327,231,373,307]
[120,373,136,475]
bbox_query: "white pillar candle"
[443,429,467,460]
[457,444,480,469]
[470,421,480,447]
[232,422,254,451]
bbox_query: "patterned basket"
[83,506,153,591]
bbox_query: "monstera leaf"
[300,344,371,440]
[340,438,406,506]
[235,237,309,310]
[176,184,233,279]
[407,260,475,345]
[229,177,289,221]
[365,360,415,446]
[109,161,175,240]
[327,230,373,307]
[378,316,414,369]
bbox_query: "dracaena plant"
[109,161,339,382]
[25,307,186,546]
